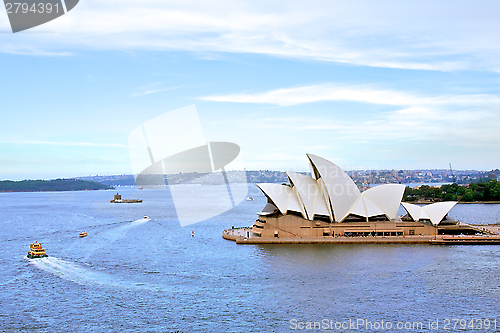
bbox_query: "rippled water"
[1,186,499,332]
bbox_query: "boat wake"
[98,217,149,238]
[79,217,150,260]
[30,257,167,292]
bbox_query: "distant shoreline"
[407,200,500,204]
[0,189,111,193]
[457,201,500,204]
[0,179,113,193]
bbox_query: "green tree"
[443,192,456,201]
[462,189,474,202]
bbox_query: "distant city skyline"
[1,1,499,180]
[75,168,500,188]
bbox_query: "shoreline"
[456,201,500,204]
[0,188,112,193]
[405,200,500,204]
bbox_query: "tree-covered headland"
[0,179,113,192]
[404,179,500,202]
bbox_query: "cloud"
[130,83,181,97]
[4,140,128,148]
[238,106,500,150]
[209,83,500,150]
[199,83,500,107]
[0,45,73,56]
[1,0,499,71]
[200,84,415,106]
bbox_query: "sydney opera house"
[250,154,464,239]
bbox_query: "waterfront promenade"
[222,228,500,245]
[223,228,436,244]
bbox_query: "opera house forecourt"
[223,154,500,244]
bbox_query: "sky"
[1,0,500,180]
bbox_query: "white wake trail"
[30,257,166,292]
[80,217,150,260]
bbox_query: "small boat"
[143,215,149,219]
[246,197,254,201]
[138,187,144,190]
[79,231,88,238]
[27,241,48,259]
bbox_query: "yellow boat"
[27,241,48,259]
[79,231,88,238]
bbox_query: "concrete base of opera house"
[222,227,500,245]
[223,229,433,244]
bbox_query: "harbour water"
[1,185,499,332]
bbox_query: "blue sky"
[1,0,500,180]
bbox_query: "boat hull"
[27,253,48,259]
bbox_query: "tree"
[462,189,474,202]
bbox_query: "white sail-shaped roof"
[422,201,457,225]
[256,183,306,218]
[349,196,367,217]
[401,201,457,225]
[401,202,421,222]
[313,186,331,218]
[317,178,335,220]
[347,196,386,221]
[257,154,457,225]
[286,172,331,220]
[361,196,386,217]
[287,189,306,217]
[256,183,289,214]
[307,154,360,222]
[361,184,406,220]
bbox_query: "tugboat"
[27,241,48,259]
[79,231,88,238]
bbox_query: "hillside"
[0,179,113,192]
